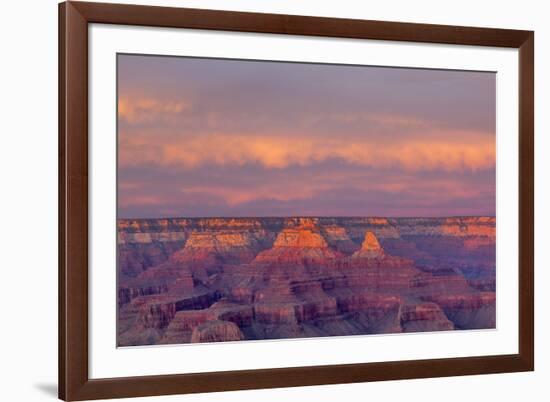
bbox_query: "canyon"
[117,217,496,346]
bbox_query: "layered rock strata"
[117,217,496,346]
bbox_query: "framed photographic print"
[59,1,534,400]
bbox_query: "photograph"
[116,55,497,346]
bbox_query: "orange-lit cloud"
[119,131,495,172]
[183,181,332,206]
[118,195,164,207]
[118,96,190,124]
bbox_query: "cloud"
[304,112,433,130]
[115,55,496,218]
[118,96,190,124]
[119,130,495,172]
[118,179,495,219]
[117,157,495,218]
[118,195,164,207]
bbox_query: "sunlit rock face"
[253,225,342,267]
[190,320,245,343]
[273,225,328,248]
[117,217,496,346]
[352,231,384,259]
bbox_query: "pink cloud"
[119,130,495,173]
[118,96,190,124]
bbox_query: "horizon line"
[117,215,497,221]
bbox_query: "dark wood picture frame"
[59,1,534,400]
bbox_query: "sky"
[117,54,496,219]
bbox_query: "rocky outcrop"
[400,303,455,332]
[422,293,496,329]
[254,298,339,325]
[118,241,186,278]
[118,284,168,306]
[362,231,383,251]
[273,226,327,248]
[352,231,384,259]
[321,225,360,254]
[137,300,176,330]
[253,225,342,266]
[183,231,261,261]
[129,231,263,285]
[190,320,245,343]
[169,231,261,269]
[159,300,253,344]
[134,262,197,288]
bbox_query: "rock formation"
[253,225,342,266]
[190,320,245,343]
[352,231,384,259]
[321,225,360,254]
[400,303,455,332]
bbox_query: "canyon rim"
[117,54,496,346]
